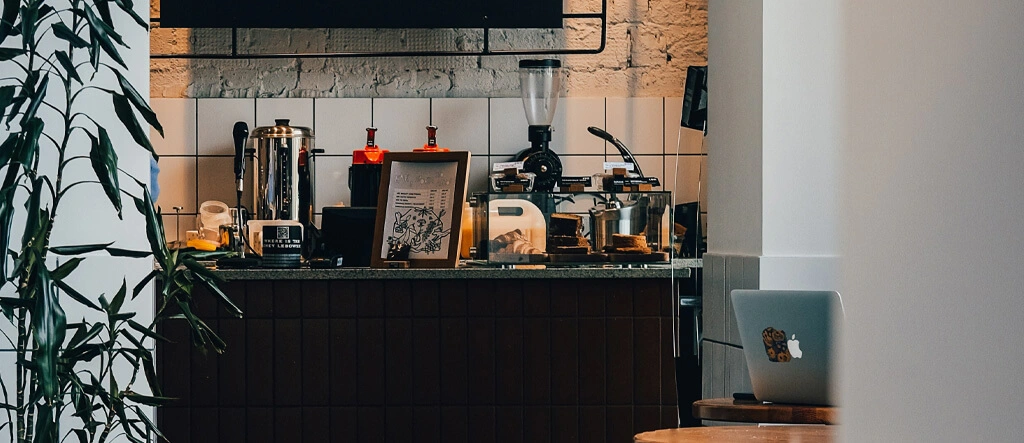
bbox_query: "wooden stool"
[635,425,836,443]
[692,398,838,424]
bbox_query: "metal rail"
[150,2,606,59]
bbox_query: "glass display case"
[466,191,674,266]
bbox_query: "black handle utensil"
[587,126,644,178]
[233,121,249,192]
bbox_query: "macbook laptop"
[731,289,844,405]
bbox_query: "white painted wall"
[761,0,839,258]
[839,1,1024,440]
[0,0,154,440]
[706,0,763,256]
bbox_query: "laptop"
[731,289,844,405]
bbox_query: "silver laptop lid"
[731,289,844,405]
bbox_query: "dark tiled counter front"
[157,272,695,442]
[212,262,695,280]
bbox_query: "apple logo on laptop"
[762,327,796,362]
[788,334,803,359]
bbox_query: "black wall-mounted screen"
[161,0,564,28]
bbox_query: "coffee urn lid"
[251,119,314,138]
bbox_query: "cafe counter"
[156,260,701,443]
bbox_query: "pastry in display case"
[470,191,672,266]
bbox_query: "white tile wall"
[197,98,255,156]
[317,156,352,209]
[151,99,196,156]
[606,97,664,155]
[489,97,531,156]
[256,98,314,129]
[431,98,489,156]
[314,98,372,155]
[151,97,707,242]
[373,98,431,152]
[155,156,197,214]
[553,97,606,156]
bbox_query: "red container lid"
[414,125,450,152]
[353,127,389,164]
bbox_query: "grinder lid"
[251,119,314,138]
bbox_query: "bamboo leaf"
[132,269,158,299]
[113,70,162,137]
[0,185,15,277]
[0,0,18,45]
[109,279,127,315]
[88,28,100,70]
[52,22,89,48]
[112,93,155,156]
[133,405,166,441]
[0,85,14,115]
[54,50,81,84]
[0,297,30,309]
[132,192,168,265]
[21,177,45,251]
[124,392,177,406]
[104,247,151,258]
[84,5,126,68]
[55,280,103,312]
[31,267,67,402]
[50,243,114,255]
[73,429,88,443]
[127,319,170,343]
[11,117,43,167]
[5,71,34,125]
[18,73,48,126]
[109,312,135,322]
[50,257,84,280]
[95,0,113,28]
[111,0,148,30]
[65,323,103,351]
[33,403,58,442]
[18,4,37,43]
[89,127,123,218]
[0,47,23,60]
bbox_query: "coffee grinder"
[514,59,563,191]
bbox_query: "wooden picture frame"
[370,151,471,269]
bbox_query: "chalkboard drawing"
[389,207,451,254]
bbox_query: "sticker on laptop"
[762,327,803,362]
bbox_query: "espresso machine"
[514,59,563,192]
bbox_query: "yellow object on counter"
[187,238,220,251]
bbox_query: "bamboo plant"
[0,0,238,441]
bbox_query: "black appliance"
[161,0,563,29]
[514,59,563,191]
[321,207,377,267]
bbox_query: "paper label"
[603,162,635,171]
[493,161,525,172]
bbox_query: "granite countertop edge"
[213,258,701,280]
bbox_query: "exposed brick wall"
[150,0,707,98]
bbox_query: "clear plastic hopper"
[519,59,562,150]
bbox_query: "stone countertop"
[213,259,700,280]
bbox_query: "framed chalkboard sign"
[370,152,471,269]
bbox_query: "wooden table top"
[692,398,839,424]
[635,425,836,443]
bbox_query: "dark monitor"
[681,66,707,133]
[321,207,378,267]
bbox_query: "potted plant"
[0,0,238,441]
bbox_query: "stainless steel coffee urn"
[249,119,319,234]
